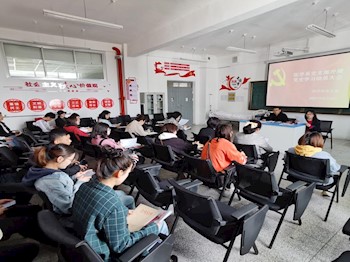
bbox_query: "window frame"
[1,41,106,81]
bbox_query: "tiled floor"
[29,125,350,261]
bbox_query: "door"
[167,81,193,124]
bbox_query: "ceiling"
[0,0,350,57]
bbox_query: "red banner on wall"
[101,98,114,108]
[3,99,25,113]
[49,99,65,111]
[27,99,47,112]
[85,98,99,110]
[67,99,83,110]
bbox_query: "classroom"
[0,0,350,261]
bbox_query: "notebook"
[120,138,141,149]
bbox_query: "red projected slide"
[266,53,350,108]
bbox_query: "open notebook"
[120,138,141,149]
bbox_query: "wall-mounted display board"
[248,81,350,115]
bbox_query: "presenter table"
[239,121,306,153]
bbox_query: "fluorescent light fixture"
[43,9,123,29]
[306,24,335,38]
[179,57,207,63]
[226,46,256,54]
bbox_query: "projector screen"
[266,52,350,108]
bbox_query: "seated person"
[163,111,188,140]
[288,132,341,195]
[233,120,273,160]
[22,144,91,215]
[125,114,153,137]
[64,113,91,142]
[266,107,288,122]
[198,117,220,140]
[201,123,247,173]
[72,154,168,260]
[49,129,87,176]
[98,110,120,128]
[33,112,56,132]
[156,123,198,155]
[305,110,321,132]
[55,110,67,128]
[0,112,22,149]
[91,123,124,149]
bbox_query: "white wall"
[0,27,121,131]
[124,50,216,125]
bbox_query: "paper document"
[127,204,173,232]
[178,118,189,126]
[120,138,141,149]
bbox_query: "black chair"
[135,136,155,159]
[0,147,21,171]
[153,113,165,122]
[166,112,175,119]
[66,132,83,150]
[184,154,235,201]
[38,210,176,262]
[320,120,333,149]
[280,151,348,221]
[120,115,132,126]
[231,162,315,248]
[134,164,201,209]
[26,121,42,134]
[80,117,96,127]
[192,132,210,145]
[234,143,260,166]
[333,218,350,261]
[152,143,185,180]
[341,168,350,197]
[168,179,268,262]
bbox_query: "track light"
[43,9,123,29]
[306,24,335,38]
[226,46,257,54]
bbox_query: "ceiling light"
[226,46,257,54]
[43,9,123,29]
[306,24,335,38]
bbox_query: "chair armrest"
[285,181,308,192]
[231,203,259,220]
[118,234,159,262]
[176,179,192,186]
[182,179,203,190]
[223,164,236,174]
[338,165,348,174]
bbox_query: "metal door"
[167,81,193,124]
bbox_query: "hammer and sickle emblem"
[269,69,286,87]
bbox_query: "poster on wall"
[2,80,118,116]
[126,78,138,104]
[154,62,195,77]
[219,75,250,91]
[27,99,47,112]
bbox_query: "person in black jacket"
[156,123,198,155]
[55,110,67,128]
[0,112,21,138]
[198,117,220,140]
[266,107,289,122]
[305,110,321,132]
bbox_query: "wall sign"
[220,75,250,91]
[3,99,25,113]
[101,98,114,108]
[85,98,99,110]
[27,99,47,112]
[154,62,195,78]
[126,78,138,104]
[68,98,83,110]
[49,99,65,111]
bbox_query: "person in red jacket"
[64,113,91,142]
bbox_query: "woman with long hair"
[22,144,90,214]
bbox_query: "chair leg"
[269,207,289,249]
[170,215,180,234]
[128,185,135,195]
[135,192,140,202]
[298,219,302,226]
[277,171,284,186]
[324,185,338,222]
[341,172,350,197]
[223,237,236,262]
[218,188,225,201]
[228,189,239,206]
[330,132,333,149]
[252,243,259,255]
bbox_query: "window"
[3,43,104,80]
